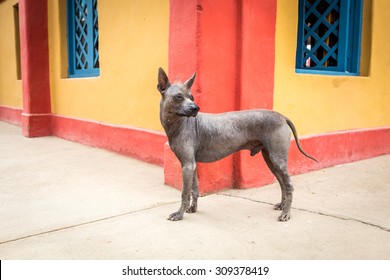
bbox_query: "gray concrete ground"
[0,121,389,259]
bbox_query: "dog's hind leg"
[269,153,294,222]
[262,149,287,211]
[262,127,294,221]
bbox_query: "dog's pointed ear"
[184,72,196,90]
[157,67,170,94]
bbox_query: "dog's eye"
[189,95,194,101]
[175,95,184,100]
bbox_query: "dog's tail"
[285,117,318,162]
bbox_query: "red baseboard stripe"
[0,105,22,126]
[21,113,52,137]
[51,114,167,166]
[288,127,390,175]
[238,127,390,190]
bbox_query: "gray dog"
[157,68,317,222]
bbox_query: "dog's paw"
[167,212,184,221]
[186,204,197,213]
[278,212,291,222]
[274,202,286,211]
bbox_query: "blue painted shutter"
[68,0,99,77]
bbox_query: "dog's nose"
[189,104,200,112]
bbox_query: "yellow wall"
[48,0,169,131]
[0,0,22,108]
[274,0,390,136]
[5,0,389,136]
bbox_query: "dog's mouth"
[174,104,200,118]
[176,111,198,118]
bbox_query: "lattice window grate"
[92,0,99,69]
[303,0,340,68]
[68,0,99,77]
[296,0,363,75]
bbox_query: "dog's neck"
[160,113,199,144]
[160,106,185,140]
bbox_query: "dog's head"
[157,68,200,118]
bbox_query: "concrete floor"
[1,121,390,259]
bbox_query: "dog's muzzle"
[188,103,200,117]
[188,104,200,117]
[176,103,200,118]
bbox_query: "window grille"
[296,0,363,75]
[67,0,99,77]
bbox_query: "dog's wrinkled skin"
[157,68,317,222]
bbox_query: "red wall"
[166,0,278,193]
[234,0,277,188]
[19,0,52,137]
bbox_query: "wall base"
[0,105,22,126]
[287,127,390,176]
[51,114,167,166]
[21,113,52,137]
[164,126,390,193]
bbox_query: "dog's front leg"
[168,161,196,221]
[186,171,199,213]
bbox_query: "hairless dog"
[157,68,317,222]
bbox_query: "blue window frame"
[67,0,99,78]
[296,0,363,75]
